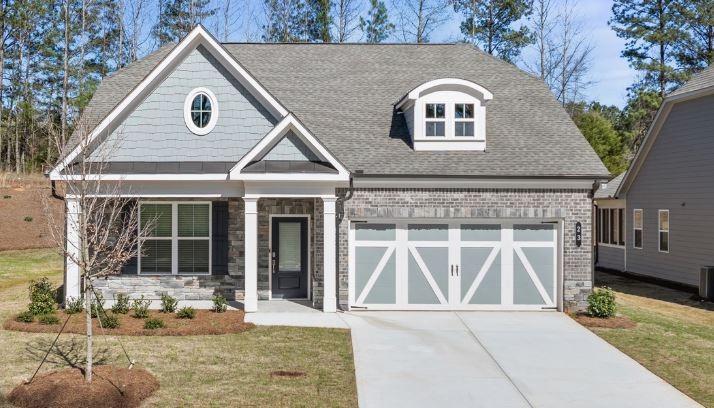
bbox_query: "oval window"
[184,88,218,135]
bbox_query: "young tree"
[44,121,152,383]
[392,0,449,43]
[610,0,687,97]
[360,0,394,43]
[453,0,533,63]
[333,0,361,42]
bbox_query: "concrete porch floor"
[243,300,349,328]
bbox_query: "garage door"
[349,221,558,310]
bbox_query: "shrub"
[28,278,56,315]
[3,194,11,199]
[144,317,165,329]
[111,293,130,314]
[212,295,228,313]
[23,216,33,222]
[90,293,106,319]
[176,306,196,319]
[38,314,60,325]
[16,311,34,323]
[64,297,84,314]
[99,313,120,329]
[132,296,151,319]
[160,294,178,313]
[587,287,617,318]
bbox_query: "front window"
[139,202,211,275]
[425,103,446,137]
[633,209,643,249]
[659,210,669,253]
[454,103,475,137]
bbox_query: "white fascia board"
[230,113,350,181]
[50,25,288,178]
[243,180,345,198]
[353,177,600,189]
[65,180,245,198]
[395,78,494,110]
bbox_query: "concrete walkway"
[340,311,701,408]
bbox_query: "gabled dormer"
[396,78,493,151]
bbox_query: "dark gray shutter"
[212,201,229,275]
[121,201,138,275]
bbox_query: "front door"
[271,217,308,299]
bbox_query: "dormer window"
[396,78,492,151]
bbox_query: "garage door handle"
[450,265,454,276]
[456,265,459,276]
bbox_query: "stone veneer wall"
[336,188,594,311]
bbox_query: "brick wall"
[336,188,594,311]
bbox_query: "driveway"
[340,311,701,408]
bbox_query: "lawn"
[0,249,358,407]
[592,271,714,407]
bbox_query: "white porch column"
[243,197,259,312]
[322,196,338,313]
[64,197,81,303]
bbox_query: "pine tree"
[610,0,687,97]
[305,0,332,42]
[674,0,714,74]
[453,0,533,63]
[263,0,306,42]
[360,0,394,43]
[153,0,216,45]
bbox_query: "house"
[595,66,714,291]
[50,26,609,313]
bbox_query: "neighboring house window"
[184,87,218,135]
[139,202,211,275]
[425,103,446,137]
[597,208,625,247]
[618,208,625,245]
[659,210,669,253]
[454,103,475,137]
[633,209,643,249]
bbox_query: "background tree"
[360,0,394,43]
[673,0,714,73]
[392,0,450,43]
[571,106,628,174]
[305,0,333,42]
[610,0,686,97]
[453,0,533,62]
[153,0,216,45]
[333,0,362,42]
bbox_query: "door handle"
[451,265,454,276]
[271,251,277,274]
[456,265,459,276]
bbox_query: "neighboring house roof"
[594,173,624,199]
[60,36,609,178]
[617,63,714,195]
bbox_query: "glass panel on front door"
[278,222,302,271]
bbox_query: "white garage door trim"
[348,219,563,311]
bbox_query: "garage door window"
[460,224,502,305]
[408,224,449,304]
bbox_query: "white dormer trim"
[397,78,492,152]
[230,113,350,181]
[50,25,289,180]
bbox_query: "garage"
[348,221,559,310]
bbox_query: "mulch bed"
[4,310,254,336]
[7,365,158,408]
[571,313,637,329]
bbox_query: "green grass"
[590,293,714,407]
[0,249,358,407]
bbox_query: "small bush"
[144,317,165,330]
[23,216,33,222]
[90,293,106,319]
[28,278,56,315]
[176,306,196,319]
[212,295,228,313]
[99,313,120,329]
[3,195,11,199]
[132,296,151,319]
[64,297,84,314]
[38,314,60,325]
[111,293,130,314]
[160,293,178,313]
[587,287,617,318]
[16,311,34,323]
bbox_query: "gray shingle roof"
[594,172,624,199]
[669,64,714,97]
[63,42,608,178]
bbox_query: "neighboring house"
[595,66,714,290]
[50,26,609,313]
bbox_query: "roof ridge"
[222,42,461,46]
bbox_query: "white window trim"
[658,209,669,253]
[633,209,643,249]
[184,87,219,135]
[454,103,476,138]
[422,102,479,140]
[424,103,447,138]
[138,201,212,275]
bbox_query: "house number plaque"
[575,222,582,247]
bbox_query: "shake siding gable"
[89,45,277,162]
[625,95,714,287]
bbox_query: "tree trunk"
[85,282,93,383]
